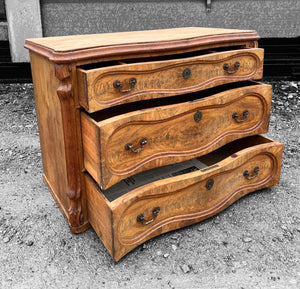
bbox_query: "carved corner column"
[55,63,89,233]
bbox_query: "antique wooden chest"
[25,27,283,261]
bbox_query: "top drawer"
[77,48,264,112]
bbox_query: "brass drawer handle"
[125,137,147,153]
[137,207,160,225]
[232,110,248,123]
[243,166,259,180]
[113,78,137,93]
[223,62,240,74]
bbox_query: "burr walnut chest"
[25,27,283,261]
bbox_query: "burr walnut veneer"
[25,27,282,261]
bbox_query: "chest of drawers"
[25,27,283,261]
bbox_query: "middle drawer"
[81,81,271,189]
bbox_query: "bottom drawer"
[85,135,283,261]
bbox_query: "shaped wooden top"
[25,27,259,64]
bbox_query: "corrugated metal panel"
[41,0,300,38]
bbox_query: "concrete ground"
[0,80,299,289]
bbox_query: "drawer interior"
[78,45,247,71]
[100,135,273,202]
[85,80,261,122]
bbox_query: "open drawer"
[77,48,264,112]
[85,135,283,261]
[81,81,272,189]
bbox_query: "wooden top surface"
[26,27,255,52]
[25,27,259,63]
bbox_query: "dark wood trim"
[24,32,259,64]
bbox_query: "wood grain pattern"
[24,27,259,63]
[29,52,70,224]
[116,153,274,242]
[81,82,271,189]
[85,135,283,261]
[26,28,283,262]
[55,64,85,230]
[29,52,89,233]
[26,28,261,234]
[81,112,101,185]
[78,48,264,112]
[25,28,255,52]
[85,174,114,257]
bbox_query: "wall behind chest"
[40,0,300,38]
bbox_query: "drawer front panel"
[78,48,264,112]
[81,83,271,189]
[85,136,283,261]
[116,153,275,243]
[106,94,265,172]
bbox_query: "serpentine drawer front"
[77,48,264,112]
[25,27,282,261]
[81,81,272,189]
[85,136,283,261]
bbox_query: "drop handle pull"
[243,166,259,180]
[113,78,137,93]
[232,110,249,123]
[223,62,240,74]
[125,137,147,153]
[137,207,160,225]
